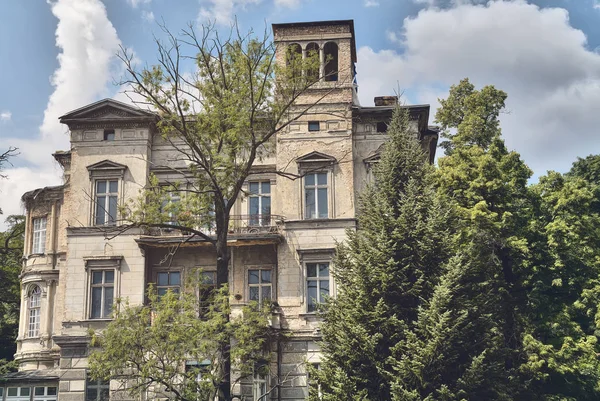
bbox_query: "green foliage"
[89,277,278,401]
[311,106,453,400]
[0,215,24,364]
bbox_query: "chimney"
[374,96,398,106]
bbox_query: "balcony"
[137,214,284,249]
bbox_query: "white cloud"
[142,10,155,22]
[126,0,151,8]
[356,0,600,176]
[198,0,261,25]
[0,0,121,229]
[386,30,401,45]
[0,111,11,122]
[365,0,380,7]
[274,0,301,7]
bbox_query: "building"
[1,20,438,401]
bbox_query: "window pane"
[305,189,316,219]
[8,388,17,396]
[249,182,259,194]
[249,287,259,301]
[99,388,109,401]
[104,270,114,283]
[48,387,57,395]
[317,173,327,185]
[96,180,107,194]
[157,272,169,286]
[21,387,30,396]
[249,197,259,216]
[261,270,271,283]
[157,288,167,297]
[201,272,215,285]
[307,264,317,277]
[262,197,271,216]
[35,387,44,396]
[91,287,102,318]
[92,271,103,284]
[320,280,330,302]
[319,263,329,277]
[305,174,315,186]
[108,196,118,223]
[262,285,272,301]
[86,388,97,401]
[170,272,181,285]
[307,282,318,312]
[104,287,113,318]
[318,188,328,218]
[109,180,118,193]
[95,196,106,225]
[261,181,271,194]
[248,270,259,284]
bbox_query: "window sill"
[299,312,322,320]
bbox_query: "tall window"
[86,378,109,401]
[199,271,216,316]
[249,181,271,226]
[90,270,114,319]
[95,180,118,225]
[308,363,322,400]
[33,386,57,401]
[161,190,181,226]
[304,172,328,219]
[28,286,41,337]
[252,372,267,401]
[248,269,272,307]
[306,263,329,312]
[32,217,47,254]
[157,271,181,298]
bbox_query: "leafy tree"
[89,279,281,401]
[115,22,324,399]
[0,215,24,370]
[310,106,452,400]
[0,147,19,214]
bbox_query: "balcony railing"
[149,214,284,237]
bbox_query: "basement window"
[308,121,320,132]
[103,129,115,141]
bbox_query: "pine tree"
[311,106,452,400]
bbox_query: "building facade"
[1,20,438,401]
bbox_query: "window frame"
[308,121,320,132]
[27,285,42,338]
[303,172,329,220]
[86,378,110,401]
[198,269,217,316]
[156,270,182,299]
[89,269,115,320]
[94,179,119,226]
[6,386,31,401]
[248,181,272,227]
[103,129,115,141]
[305,261,331,313]
[32,216,47,254]
[33,386,57,401]
[252,371,268,401]
[247,268,273,308]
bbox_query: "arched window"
[286,43,302,80]
[323,42,338,82]
[305,42,320,82]
[28,285,41,338]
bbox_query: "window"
[308,363,322,399]
[28,285,41,338]
[252,372,267,401]
[32,217,47,254]
[376,121,388,133]
[34,386,57,401]
[323,42,338,82]
[6,387,30,401]
[305,42,320,81]
[86,378,109,401]
[103,129,115,141]
[308,121,320,132]
[161,190,181,226]
[248,181,271,226]
[90,270,114,319]
[185,359,211,383]
[199,271,216,315]
[306,262,329,312]
[248,269,272,307]
[304,172,328,219]
[157,271,181,298]
[94,180,118,226]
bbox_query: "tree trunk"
[216,212,232,401]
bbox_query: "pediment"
[296,151,337,164]
[60,99,157,122]
[364,144,384,164]
[87,160,128,179]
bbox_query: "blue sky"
[1,0,600,227]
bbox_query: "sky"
[1,0,600,229]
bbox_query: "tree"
[0,147,19,214]
[111,22,325,400]
[0,215,25,371]
[89,279,281,401]
[310,106,453,400]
